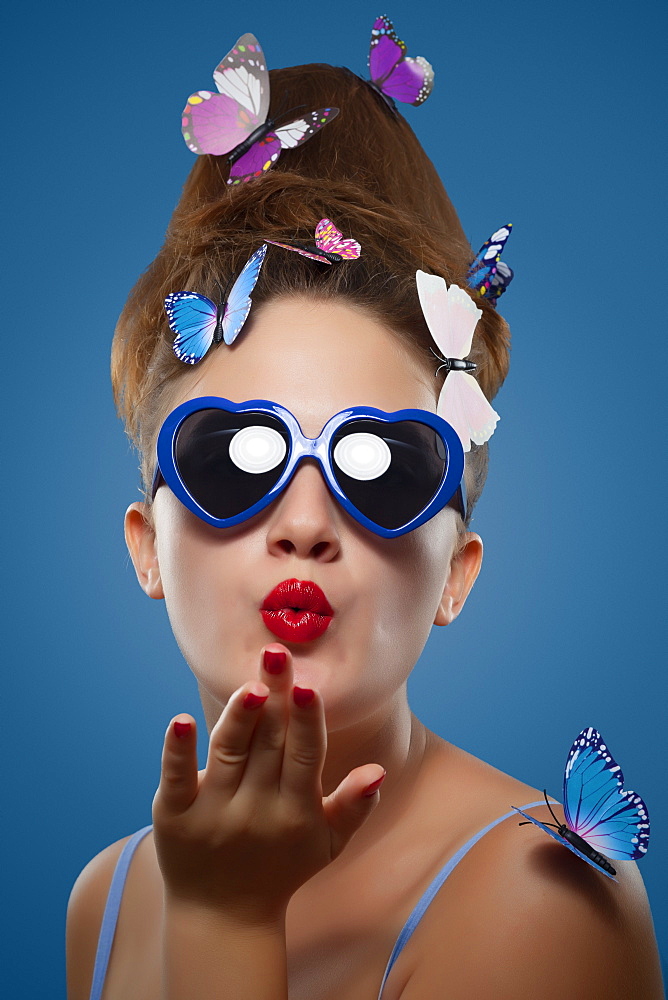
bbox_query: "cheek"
[364,512,457,668]
[152,496,243,668]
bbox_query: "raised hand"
[152,644,386,924]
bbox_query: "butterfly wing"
[315,218,361,259]
[563,728,650,862]
[467,224,512,280]
[274,108,339,149]
[368,16,433,105]
[212,33,269,123]
[221,244,267,345]
[182,91,257,156]
[482,261,514,304]
[437,372,500,452]
[513,808,617,882]
[369,15,405,83]
[227,133,282,184]
[416,271,482,359]
[165,292,219,365]
[266,240,334,264]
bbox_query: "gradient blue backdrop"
[3,0,666,994]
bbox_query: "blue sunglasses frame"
[152,396,466,538]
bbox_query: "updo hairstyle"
[111,64,511,525]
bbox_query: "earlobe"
[124,502,164,600]
[434,532,483,626]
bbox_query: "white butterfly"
[415,270,500,452]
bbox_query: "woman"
[66,60,663,999]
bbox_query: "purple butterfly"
[367,15,434,110]
[181,33,339,185]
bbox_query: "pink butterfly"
[415,271,499,452]
[266,218,362,264]
[181,34,338,185]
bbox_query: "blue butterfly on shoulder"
[514,727,650,881]
[165,244,267,364]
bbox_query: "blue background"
[3,0,666,994]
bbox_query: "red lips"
[260,579,334,642]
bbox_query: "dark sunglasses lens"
[330,420,448,530]
[174,409,291,520]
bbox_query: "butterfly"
[415,271,500,452]
[466,224,514,306]
[181,33,339,185]
[266,218,362,264]
[514,727,650,882]
[165,245,267,364]
[367,15,434,110]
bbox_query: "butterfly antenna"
[277,103,308,123]
[429,346,448,375]
[543,789,562,827]
[216,276,233,305]
[518,790,560,830]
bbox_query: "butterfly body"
[439,358,477,373]
[514,727,650,881]
[559,826,617,876]
[291,242,343,263]
[182,33,339,184]
[227,119,277,165]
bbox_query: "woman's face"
[127,297,480,731]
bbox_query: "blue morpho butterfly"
[466,224,514,307]
[165,244,267,364]
[514,727,650,881]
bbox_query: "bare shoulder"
[66,834,134,1000]
[399,799,664,999]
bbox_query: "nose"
[265,459,342,561]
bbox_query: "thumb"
[323,766,387,858]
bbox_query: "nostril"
[311,541,331,559]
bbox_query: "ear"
[434,532,483,626]
[124,502,164,600]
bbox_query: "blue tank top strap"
[89,824,154,1000]
[376,799,547,1000]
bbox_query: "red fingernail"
[263,649,287,674]
[362,772,387,797]
[243,691,268,709]
[293,686,315,707]
[173,721,191,739]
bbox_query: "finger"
[280,686,327,804]
[241,646,293,790]
[153,715,199,819]
[202,682,269,796]
[323,766,387,859]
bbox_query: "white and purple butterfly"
[367,15,434,110]
[514,727,650,882]
[266,218,361,264]
[415,271,499,452]
[181,34,339,185]
[165,244,267,364]
[466,224,514,306]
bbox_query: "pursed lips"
[260,578,334,642]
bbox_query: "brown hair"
[111,64,510,524]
